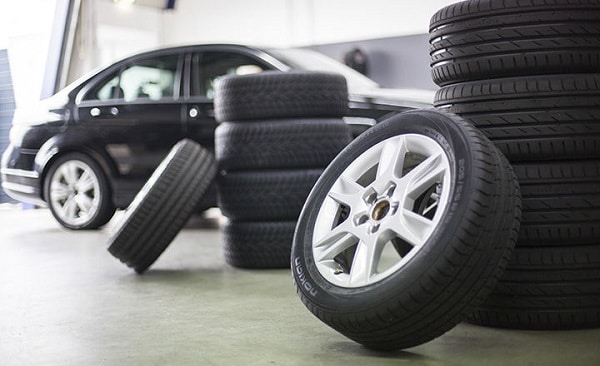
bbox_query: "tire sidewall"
[292,110,478,312]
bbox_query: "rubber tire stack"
[214,71,352,269]
[430,0,600,329]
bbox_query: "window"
[84,54,180,102]
[192,52,267,99]
[84,74,120,101]
[120,55,180,102]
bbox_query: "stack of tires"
[429,0,600,329]
[214,71,353,269]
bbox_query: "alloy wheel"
[49,160,101,227]
[312,134,452,287]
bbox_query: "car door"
[182,50,274,148]
[76,53,185,183]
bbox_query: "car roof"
[113,43,273,64]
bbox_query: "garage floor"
[1,206,599,365]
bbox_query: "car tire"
[512,160,600,245]
[44,152,116,230]
[292,110,520,351]
[218,169,323,221]
[214,71,348,122]
[429,0,600,86]
[434,74,600,162]
[222,220,296,269]
[215,119,352,171]
[469,244,600,329]
[107,139,216,273]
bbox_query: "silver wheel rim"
[312,134,452,288]
[49,160,101,227]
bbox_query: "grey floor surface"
[1,206,599,365]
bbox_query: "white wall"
[0,0,57,107]
[162,0,460,47]
[68,0,460,83]
[74,0,462,83]
[95,0,163,65]
[2,0,461,105]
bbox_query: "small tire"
[292,109,520,350]
[429,0,600,85]
[44,153,115,230]
[214,71,349,122]
[215,119,352,171]
[107,139,216,273]
[222,220,296,269]
[218,169,322,221]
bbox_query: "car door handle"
[89,107,119,117]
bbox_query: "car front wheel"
[44,153,115,230]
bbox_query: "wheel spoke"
[75,194,94,214]
[313,220,358,261]
[402,153,446,198]
[348,241,382,286]
[62,196,79,220]
[50,183,70,201]
[62,163,79,185]
[76,170,95,193]
[369,139,407,195]
[376,137,407,180]
[392,209,436,248]
[328,174,364,207]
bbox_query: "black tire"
[512,160,600,245]
[218,169,322,221]
[434,75,600,162]
[44,152,115,230]
[215,119,352,171]
[107,140,216,273]
[214,71,348,122]
[429,0,600,85]
[469,244,600,329]
[222,220,296,269]
[195,179,218,212]
[292,109,520,351]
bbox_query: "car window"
[192,51,267,99]
[84,54,180,102]
[120,55,180,102]
[84,74,121,101]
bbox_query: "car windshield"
[266,48,380,93]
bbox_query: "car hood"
[350,87,436,109]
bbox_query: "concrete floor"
[1,206,599,365]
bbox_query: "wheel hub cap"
[371,199,391,221]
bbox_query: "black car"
[1,44,433,229]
